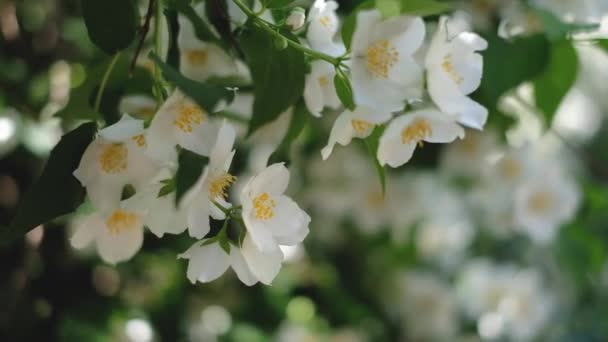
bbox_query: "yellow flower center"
[319,15,332,28]
[253,192,276,220]
[442,54,464,85]
[401,118,432,146]
[318,75,329,87]
[106,209,139,235]
[185,49,209,66]
[366,40,399,78]
[351,119,374,135]
[131,134,146,147]
[499,157,521,182]
[174,103,205,133]
[528,190,554,214]
[209,172,236,199]
[137,107,156,119]
[99,143,128,174]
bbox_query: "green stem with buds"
[94,52,121,112]
[230,0,342,66]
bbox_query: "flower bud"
[286,7,306,31]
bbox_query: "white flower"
[513,170,580,244]
[179,241,258,286]
[146,90,219,164]
[426,16,488,129]
[532,0,608,24]
[180,121,237,238]
[303,60,341,117]
[74,115,160,212]
[377,110,465,168]
[350,10,425,112]
[71,204,145,264]
[307,0,345,55]
[178,3,249,82]
[439,130,499,179]
[240,163,310,253]
[118,95,157,121]
[286,8,306,31]
[321,106,391,160]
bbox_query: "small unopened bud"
[286,8,306,31]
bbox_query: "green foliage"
[269,102,310,165]
[175,149,208,206]
[362,126,386,196]
[478,33,550,107]
[399,0,452,16]
[2,123,97,245]
[531,6,599,41]
[263,0,295,9]
[80,0,138,54]
[238,25,306,135]
[150,52,235,114]
[167,0,226,49]
[533,39,578,124]
[334,68,356,111]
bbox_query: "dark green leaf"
[400,0,451,16]
[341,1,374,50]
[158,178,176,197]
[478,33,550,108]
[175,149,209,206]
[362,126,386,196]
[263,0,294,9]
[149,52,235,113]
[168,0,229,50]
[205,0,234,47]
[2,123,97,245]
[595,39,608,53]
[334,68,356,110]
[81,0,138,54]
[238,25,305,135]
[269,102,310,165]
[533,39,578,124]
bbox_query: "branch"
[129,0,156,76]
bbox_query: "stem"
[231,0,340,66]
[129,0,155,76]
[94,52,121,112]
[153,0,166,103]
[211,200,232,215]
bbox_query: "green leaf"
[269,102,310,165]
[341,1,374,50]
[263,0,294,9]
[149,52,235,113]
[531,6,599,41]
[80,0,138,54]
[376,0,401,17]
[362,126,386,196]
[158,178,176,197]
[167,0,223,46]
[238,25,305,135]
[205,0,236,49]
[533,39,578,124]
[399,0,451,16]
[334,68,356,110]
[595,39,608,53]
[2,123,97,245]
[175,149,209,206]
[478,33,550,108]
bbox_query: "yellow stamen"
[185,49,209,66]
[209,172,237,199]
[442,54,464,85]
[528,190,554,214]
[174,103,205,133]
[99,143,128,174]
[401,118,432,146]
[351,119,374,135]
[319,15,332,29]
[253,192,276,220]
[366,40,399,78]
[106,209,139,235]
[318,75,329,87]
[499,157,521,181]
[131,134,146,147]
[137,107,155,119]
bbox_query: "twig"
[129,0,156,76]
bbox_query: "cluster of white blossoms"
[70,92,310,285]
[305,0,489,167]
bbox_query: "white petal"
[70,213,104,249]
[266,196,311,246]
[209,120,236,169]
[174,115,219,157]
[99,114,144,142]
[229,247,258,286]
[186,195,212,239]
[96,218,144,264]
[304,73,325,117]
[246,163,290,197]
[242,214,279,253]
[351,10,381,54]
[179,243,230,284]
[241,235,283,285]
[377,116,418,168]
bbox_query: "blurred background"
[2,0,608,341]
